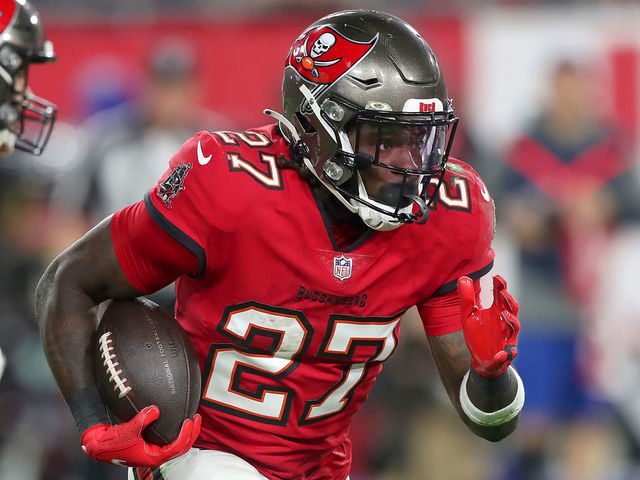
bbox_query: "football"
[93,297,201,445]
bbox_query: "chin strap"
[401,194,429,224]
[354,171,428,229]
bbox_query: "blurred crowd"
[29,0,640,19]
[2,3,640,480]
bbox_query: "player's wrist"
[459,366,525,427]
[470,359,510,378]
[468,366,512,393]
[66,385,111,433]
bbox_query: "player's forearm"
[36,218,147,432]
[35,252,113,432]
[36,217,140,400]
[459,367,522,441]
[35,253,101,398]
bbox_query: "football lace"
[98,331,132,399]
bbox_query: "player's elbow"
[35,247,93,333]
[35,251,74,328]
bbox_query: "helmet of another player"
[0,0,56,155]
[278,10,458,231]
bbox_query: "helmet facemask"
[295,93,458,230]
[0,46,56,155]
[12,85,57,156]
[0,0,57,156]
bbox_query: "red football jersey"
[112,124,495,480]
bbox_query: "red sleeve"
[418,279,481,336]
[146,131,218,255]
[111,201,199,294]
[418,161,496,298]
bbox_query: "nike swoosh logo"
[197,140,212,165]
[479,180,491,202]
[111,459,129,467]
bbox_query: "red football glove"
[457,275,520,377]
[81,406,201,468]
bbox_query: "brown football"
[93,297,201,445]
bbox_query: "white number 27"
[201,301,401,426]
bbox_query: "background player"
[0,0,56,156]
[0,0,56,381]
[35,10,523,479]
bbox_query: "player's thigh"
[128,448,269,480]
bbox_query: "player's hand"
[80,405,201,468]
[457,275,520,377]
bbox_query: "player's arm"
[35,215,200,467]
[36,216,140,404]
[424,276,523,442]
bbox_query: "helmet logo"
[403,98,445,113]
[287,26,377,84]
[311,32,336,58]
[420,102,436,112]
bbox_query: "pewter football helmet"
[278,10,458,230]
[0,0,56,155]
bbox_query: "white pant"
[127,448,351,480]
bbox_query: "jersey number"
[430,176,472,211]
[213,130,284,190]
[201,302,401,426]
[227,152,283,189]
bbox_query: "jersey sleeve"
[111,200,199,294]
[418,278,481,336]
[144,131,221,279]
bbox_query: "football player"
[0,0,55,381]
[0,0,56,156]
[36,10,524,480]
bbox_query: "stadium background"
[1,1,640,479]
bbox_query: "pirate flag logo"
[157,162,192,208]
[287,26,378,84]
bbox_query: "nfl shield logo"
[333,255,353,281]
